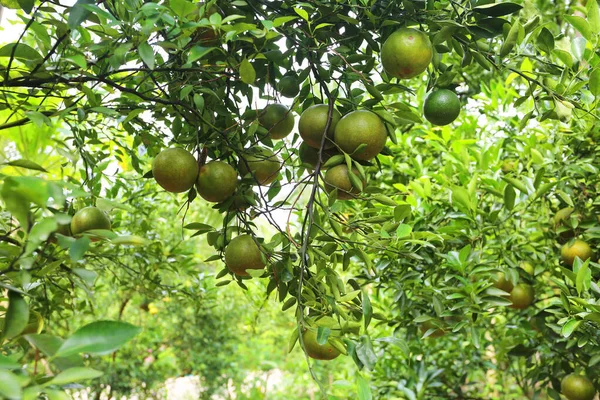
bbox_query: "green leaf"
[239,58,256,84]
[138,42,155,69]
[587,0,600,34]
[561,319,581,338]
[564,15,592,40]
[590,68,600,97]
[17,0,34,13]
[68,0,94,29]
[4,159,47,172]
[294,7,309,21]
[2,291,29,341]
[188,45,217,62]
[0,43,42,60]
[576,261,591,295]
[69,236,90,262]
[536,28,554,54]
[451,186,472,212]
[0,354,20,370]
[48,367,103,386]
[316,326,331,345]
[500,21,520,57]
[472,2,522,17]
[372,194,397,206]
[356,373,372,400]
[501,177,528,194]
[504,184,515,211]
[0,370,22,400]
[395,224,412,238]
[55,321,141,358]
[170,0,196,19]
[110,235,150,246]
[363,290,372,330]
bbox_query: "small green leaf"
[239,58,256,84]
[589,68,600,97]
[500,21,520,57]
[294,7,309,21]
[356,373,372,400]
[564,15,592,40]
[68,0,94,29]
[587,0,600,34]
[576,261,591,295]
[504,184,515,211]
[561,319,581,338]
[316,327,331,345]
[396,224,412,238]
[55,321,141,358]
[2,291,29,341]
[138,42,155,69]
[188,45,216,62]
[0,43,42,60]
[0,370,21,400]
[17,0,34,13]
[472,2,522,17]
[48,367,103,386]
[536,28,554,53]
[363,290,372,330]
[0,355,20,370]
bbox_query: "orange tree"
[0,0,599,398]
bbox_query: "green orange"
[333,110,387,161]
[324,165,363,200]
[238,148,281,185]
[152,148,199,193]
[224,235,265,276]
[196,161,237,203]
[423,89,461,126]
[259,104,295,140]
[302,329,341,360]
[419,320,446,338]
[561,239,593,267]
[561,374,596,400]
[298,142,337,170]
[277,75,300,98]
[298,104,341,149]
[381,28,433,79]
[493,272,514,293]
[70,207,111,235]
[509,283,534,309]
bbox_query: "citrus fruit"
[324,165,363,200]
[224,234,265,276]
[561,239,593,267]
[152,148,199,193]
[196,161,237,203]
[561,374,596,400]
[298,104,341,149]
[509,283,534,309]
[419,320,446,338]
[238,148,281,185]
[259,104,295,140]
[277,75,300,98]
[493,272,514,293]
[501,160,517,173]
[423,89,461,126]
[520,261,535,275]
[299,142,337,170]
[302,328,341,360]
[381,28,433,79]
[71,206,111,235]
[333,110,387,161]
